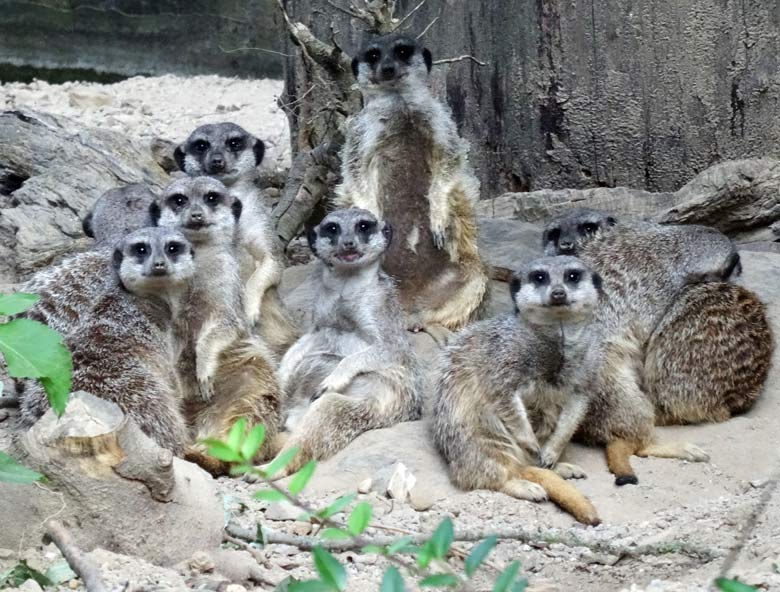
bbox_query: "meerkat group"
[15,32,773,525]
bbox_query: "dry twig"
[434,55,488,67]
[45,520,107,592]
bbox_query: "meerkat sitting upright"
[336,34,489,336]
[433,256,601,525]
[268,208,423,476]
[20,227,194,454]
[151,176,283,471]
[175,122,297,356]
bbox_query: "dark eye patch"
[366,48,381,64]
[166,193,189,210]
[166,241,184,256]
[580,222,599,235]
[193,139,209,153]
[565,269,582,284]
[356,219,377,239]
[204,192,222,206]
[226,137,245,152]
[545,227,561,243]
[394,44,414,61]
[529,270,549,286]
[131,242,149,258]
[321,222,340,239]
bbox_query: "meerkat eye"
[205,192,222,204]
[366,49,381,64]
[530,270,549,286]
[356,220,376,234]
[227,137,245,152]
[167,193,188,208]
[132,243,149,257]
[166,242,183,255]
[193,140,209,153]
[581,222,599,235]
[566,269,582,284]
[395,45,413,61]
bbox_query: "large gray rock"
[0,110,168,284]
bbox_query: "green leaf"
[417,542,434,568]
[0,318,72,416]
[318,493,357,519]
[512,579,529,592]
[289,460,317,495]
[226,417,247,454]
[264,447,300,478]
[204,440,242,463]
[715,579,759,592]
[254,489,288,502]
[361,545,386,555]
[381,566,404,592]
[255,524,267,546]
[0,293,39,316]
[420,574,459,588]
[493,561,521,592]
[347,501,372,536]
[0,561,53,588]
[229,464,254,477]
[0,451,43,484]
[273,575,300,591]
[386,536,415,555]
[288,580,332,592]
[45,561,76,584]
[241,424,266,461]
[429,518,454,559]
[312,546,347,591]
[465,535,498,577]
[320,528,351,540]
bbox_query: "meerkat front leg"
[504,389,542,459]
[315,346,386,397]
[244,254,283,325]
[195,319,239,401]
[539,394,589,469]
[427,175,452,251]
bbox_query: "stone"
[409,483,437,512]
[68,90,113,108]
[291,521,313,536]
[357,478,373,494]
[18,580,44,592]
[386,462,416,502]
[265,502,304,522]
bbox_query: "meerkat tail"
[606,438,640,486]
[519,466,601,526]
[490,266,513,283]
[636,441,710,463]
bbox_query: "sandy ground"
[0,76,778,591]
[0,74,291,171]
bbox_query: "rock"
[291,521,313,536]
[357,478,372,494]
[17,580,44,592]
[224,584,248,592]
[386,462,416,502]
[265,501,304,522]
[189,551,217,573]
[0,110,168,284]
[0,392,223,566]
[409,483,437,511]
[68,90,113,108]
[582,551,620,566]
[150,137,179,173]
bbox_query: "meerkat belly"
[521,381,568,443]
[372,114,454,304]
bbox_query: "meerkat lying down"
[543,209,772,483]
[264,208,423,478]
[433,255,602,525]
[20,227,194,454]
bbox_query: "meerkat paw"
[538,446,562,469]
[678,443,710,463]
[501,479,548,502]
[197,377,215,402]
[554,462,587,480]
[431,228,447,250]
[316,370,352,398]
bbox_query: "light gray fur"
[20,227,194,453]
[82,184,157,248]
[273,208,423,475]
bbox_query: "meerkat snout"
[511,256,601,325]
[308,208,392,269]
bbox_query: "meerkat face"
[112,227,195,297]
[174,122,265,187]
[150,177,242,246]
[307,208,392,270]
[510,256,602,325]
[352,34,432,92]
[542,208,618,256]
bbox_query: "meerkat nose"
[550,288,567,304]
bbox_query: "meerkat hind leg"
[636,441,710,463]
[606,438,640,486]
[501,479,548,502]
[554,462,588,480]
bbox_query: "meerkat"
[432,256,601,525]
[544,208,769,426]
[82,183,157,248]
[22,184,159,337]
[336,34,489,336]
[266,208,423,477]
[150,176,283,472]
[19,227,194,454]
[175,122,298,356]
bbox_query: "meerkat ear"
[606,216,617,226]
[82,211,94,238]
[307,225,319,255]
[592,272,603,293]
[422,48,433,72]
[148,202,161,226]
[351,56,360,77]
[381,222,393,246]
[509,275,522,313]
[112,247,124,271]
[231,197,243,221]
[253,139,265,165]
[173,145,186,172]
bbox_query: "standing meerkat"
[175,122,298,355]
[432,256,602,525]
[544,209,769,426]
[19,227,194,454]
[336,34,489,335]
[151,177,283,471]
[268,208,423,477]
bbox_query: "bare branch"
[46,521,108,592]
[393,0,428,30]
[416,15,439,39]
[434,55,488,67]
[218,44,292,58]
